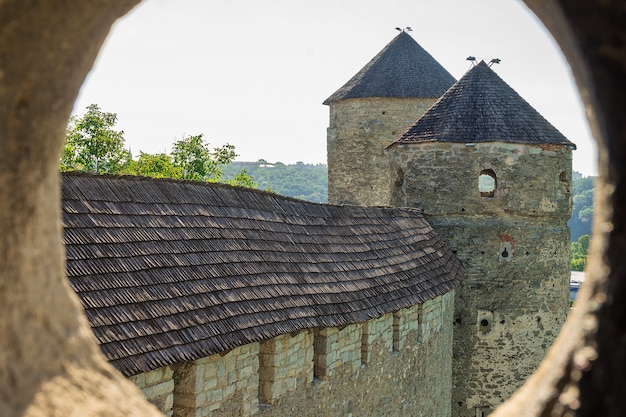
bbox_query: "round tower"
[388,61,575,417]
[324,31,455,206]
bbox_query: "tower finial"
[395,27,412,33]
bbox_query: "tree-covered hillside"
[569,175,595,242]
[222,161,328,203]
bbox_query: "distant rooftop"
[323,31,456,104]
[392,61,576,147]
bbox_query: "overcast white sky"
[74,0,597,176]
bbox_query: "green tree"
[571,234,590,271]
[221,161,328,202]
[226,169,257,188]
[123,152,180,179]
[61,104,130,173]
[569,176,595,241]
[170,134,236,182]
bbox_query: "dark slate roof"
[61,172,463,377]
[392,61,576,147]
[323,32,456,104]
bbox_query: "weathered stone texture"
[393,304,421,351]
[390,142,573,219]
[130,366,175,416]
[259,330,314,404]
[172,343,260,417]
[441,221,569,416]
[327,97,436,206]
[314,323,363,378]
[260,291,455,417]
[128,292,454,417]
[390,141,572,416]
[361,313,393,365]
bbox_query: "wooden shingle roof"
[323,32,455,104]
[392,61,576,147]
[62,172,463,376]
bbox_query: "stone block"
[141,379,174,400]
[204,378,217,391]
[204,364,216,379]
[165,393,174,412]
[130,372,146,389]
[195,365,205,391]
[239,364,255,380]
[145,368,163,386]
[224,383,235,399]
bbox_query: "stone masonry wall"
[129,292,455,417]
[389,141,572,417]
[172,343,260,417]
[390,142,573,220]
[130,366,175,417]
[260,292,454,417]
[259,330,313,404]
[393,303,421,351]
[327,97,436,206]
[314,322,363,378]
[361,313,393,365]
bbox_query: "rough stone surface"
[327,97,436,206]
[0,1,160,416]
[389,141,572,416]
[173,343,260,417]
[128,293,453,417]
[130,366,175,416]
[259,330,314,403]
[259,293,454,417]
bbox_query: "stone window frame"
[479,169,497,198]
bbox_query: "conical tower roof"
[393,61,576,147]
[323,32,456,104]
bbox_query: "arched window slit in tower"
[478,169,497,198]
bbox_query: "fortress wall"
[439,221,570,415]
[172,343,260,417]
[260,291,454,417]
[390,141,572,416]
[390,142,573,219]
[422,293,445,341]
[327,97,435,206]
[393,303,421,351]
[259,330,314,404]
[129,291,454,417]
[314,322,363,378]
[130,366,175,416]
[361,313,393,365]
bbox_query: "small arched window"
[478,169,497,198]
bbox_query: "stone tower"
[387,61,575,417]
[323,31,455,206]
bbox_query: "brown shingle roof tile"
[62,172,463,376]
